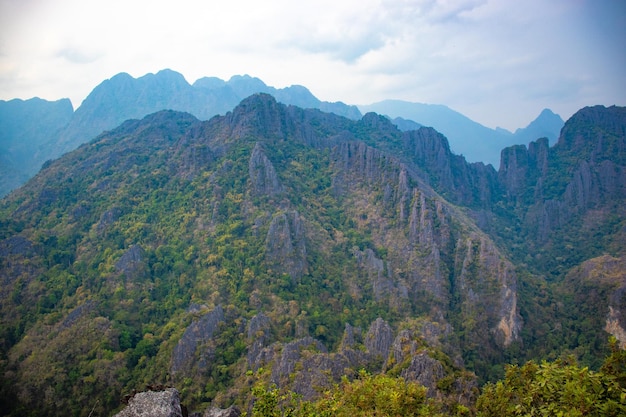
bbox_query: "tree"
[476,357,626,417]
[249,371,445,417]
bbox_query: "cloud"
[55,47,102,64]
[0,0,623,130]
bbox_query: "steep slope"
[0,95,522,416]
[497,105,626,276]
[393,104,626,370]
[0,98,74,196]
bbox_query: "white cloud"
[0,0,624,130]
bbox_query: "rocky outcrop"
[557,106,626,158]
[329,129,524,354]
[249,142,282,196]
[203,406,241,417]
[265,210,307,281]
[113,388,183,417]
[406,192,449,303]
[171,305,225,376]
[454,234,522,347]
[59,301,96,330]
[353,248,400,301]
[606,307,626,349]
[248,315,474,403]
[569,255,626,348]
[115,245,147,278]
[402,127,499,208]
[500,106,626,245]
[247,312,272,367]
[364,318,394,360]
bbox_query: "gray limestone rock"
[113,388,182,417]
[265,211,307,281]
[249,142,282,196]
[171,305,225,376]
[203,406,241,417]
[364,318,393,361]
[114,245,146,277]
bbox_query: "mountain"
[0,97,74,197]
[1,71,564,199]
[0,70,360,198]
[54,70,361,160]
[510,108,564,146]
[0,95,623,416]
[359,100,564,167]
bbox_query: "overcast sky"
[0,0,624,131]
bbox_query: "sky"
[0,0,624,131]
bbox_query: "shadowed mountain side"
[0,97,74,196]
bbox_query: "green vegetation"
[477,345,626,416]
[247,346,626,416]
[249,371,453,417]
[0,99,624,416]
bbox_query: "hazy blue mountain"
[511,108,564,146]
[0,97,73,196]
[389,116,422,131]
[359,100,564,167]
[54,70,362,161]
[50,69,361,156]
[0,70,361,197]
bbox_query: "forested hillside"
[0,96,624,416]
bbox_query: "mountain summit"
[512,108,564,146]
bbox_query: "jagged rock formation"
[360,100,564,166]
[248,142,282,196]
[0,71,360,197]
[246,314,475,403]
[115,245,147,278]
[564,255,626,348]
[171,306,225,376]
[113,388,183,417]
[265,211,308,281]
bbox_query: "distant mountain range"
[360,101,564,167]
[0,97,73,196]
[0,69,563,197]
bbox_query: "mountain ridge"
[0,94,623,416]
[0,70,361,197]
[359,99,564,167]
[2,70,562,197]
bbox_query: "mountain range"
[0,69,563,197]
[0,89,623,416]
[360,101,564,167]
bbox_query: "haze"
[0,0,624,131]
